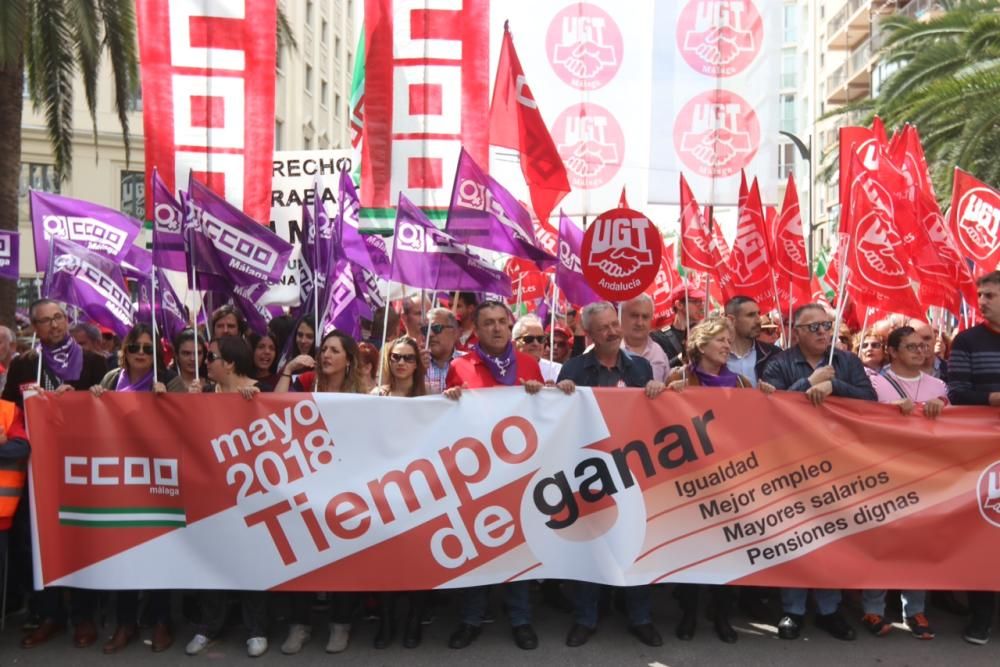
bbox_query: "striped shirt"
[946,324,1000,405]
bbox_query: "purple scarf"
[473,341,518,386]
[115,368,155,392]
[691,363,740,388]
[41,336,83,383]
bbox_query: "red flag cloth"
[772,173,812,312]
[618,186,629,209]
[841,152,923,318]
[738,170,749,210]
[679,174,717,273]
[645,243,681,322]
[721,179,777,310]
[838,124,885,221]
[489,26,570,226]
[949,167,1000,274]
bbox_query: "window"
[306,0,314,26]
[778,143,795,179]
[779,94,796,133]
[321,19,328,46]
[18,163,60,226]
[781,50,797,88]
[276,44,284,73]
[321,80,328,107]
[335,37,342,60]
[783,4,798,43]
[305,64,313,94]
[334,93,342,118]
[126,82,142,112]
[304,136,312,150]
[120,171,145,220]
[275,119,284,151]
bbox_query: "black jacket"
[557,349,653,388]
[761,346,876,401]
[753,340,781,382]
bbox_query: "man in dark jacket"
[724,296,779,387]
[651,285,705,368]
[761,303,875,642]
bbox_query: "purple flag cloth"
[0,230,19,280]
[42,238,133,338]
[136,268,190,342]
[180,189,231,291]
[232,283,278,336]
[30,191,141,271]
[334,171,377,274]
[391,194,512,296]
[151,168,188,272]
[320,260,370,340]
[556,211,601,306]
[40,335,83,383]
[446,148,557,270]
[364,234,391,279]
[354,266,385,312]
[297,201,320,313]
[116,368,155,392]
[186,175,294,287]
[471,341,518,386]
[122,245,153,279]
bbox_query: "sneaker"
[860,613,892,637]
[326,622,350,653]
[963,621,990,645]
[246,636,268,657]
[815,611,856,641]
[905,613,934,640]
[281,624,311,654]
[184,633,211,656]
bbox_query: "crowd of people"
[0,269,998,657]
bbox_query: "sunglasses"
[518,335,547,345]
[420,323,454,336]
[860,341,883,350]
[126,343,155,355]
[206,352,221,363]
[795,321,834,333]
[390,352,417,364]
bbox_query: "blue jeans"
[573,583,652,629]
[862,589,925,617]
[460,583,531,628]
[781,588,841,616]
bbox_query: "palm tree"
[829,0,1000,200]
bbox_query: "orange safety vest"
[0,399,25,530]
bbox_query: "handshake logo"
[674,91,758,178]
[678,0,761,77]
[955,189,1000,263]
[547,5,623,90]
[554,103,625,190]
[588,217,654,279]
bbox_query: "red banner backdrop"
[136,0,276,222]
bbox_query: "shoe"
[963,620,990,645]
[860,613,892,637]
[565,623,594,647]
[326,623,351,653]
[281,624,311,655]
[714,614,738,643]
[777,614,803,640]
[481,610,496,624]
[512,624,538,650]
[816,611,856,641]
[931,590,969,616]
[448,623,481,649]
[629,623,663,647]
[403,611,423,649]
[73,620,98,648]
[185,633,212,656]
[905,613,935,640]
[675,612,696,640]
[373,615,395,649]
[151,623,173,652]
[20,619,65,649]
[102,624,136,654]
[246,636,268,657]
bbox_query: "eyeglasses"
[389,352,417,364]
[33,312,66,327]
[518,335,547,345]
[420,323,454,336]
[126,343,155,355]
[795,321,834,333]
[900,342,930,352]
[206,352,221,363]
[860,341,883,350]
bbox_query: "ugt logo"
[588,216,654,279]
[955,188,1000,262]
[977,461,1000,528]
[546,3,623,90]
[674,90,759,178]
[677,0,763,77]
[553,103,625,190]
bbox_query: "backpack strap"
[878,369,909,400]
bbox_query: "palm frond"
[97,0,138,169]
[29,0,76,181]
[67,0,103,153]
[0,0,28,67]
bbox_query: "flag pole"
[188,230,200,384]
[549,276,558,365]
[786,277,794,348]
[829,265,851,366]
[376,280,393,387]
[150,269,159,388]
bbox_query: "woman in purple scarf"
[666,317,774,644]
[89,323,174,653]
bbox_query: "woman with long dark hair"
[247,332,280,386]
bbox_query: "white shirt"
[539,358,562,383]
[622,337,670,382]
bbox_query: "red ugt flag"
[949,168,1000,274]
[721,178,776,310]
[772,172,812,309]
[489,24,570,226]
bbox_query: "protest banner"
[26,389,1000,591]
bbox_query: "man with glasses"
[621,294,670,382]
[513,314,561,382]
[548,323,574,364]
[760,303,875,642]
[423,307,462,395]
[6,300,108,650]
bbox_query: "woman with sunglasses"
[247,332,280,386]
[367,336,429,648]
[666,317,773,644]
[185,335,270,657]
[853,331,887,377]
[275,329,365,655]
[166,329,207,392]
[89,324,174,653]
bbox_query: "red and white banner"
[136,0,276,223]
[27,390,1000,591]
[647,0,782,205]
[949,168,1000,273]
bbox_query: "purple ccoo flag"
[42,238,133,338]
[446,148,557,270]
[334,170,377,274]
[232,283,282,336]
[391,194,511,296]
[320,260,372,340]
[556,210,601,306]
[0,231,20,281]
[30,191,141,271]
[363,234,391,279]
[137,268,190,342]
[151,168,189,272]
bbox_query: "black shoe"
[565,623,594,647]
[403,612,422,649]
[675,612,696,641]
[714,614,738,643]
[512,624,538,650]
[629,623,663,647]
[373,615,395,649]
[815,611,856,641]
[448,623,481,649]
[777,614,803,640]
[963,620,991,646]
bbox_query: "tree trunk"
[0,62,24,328]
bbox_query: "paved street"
[2,589,999,666]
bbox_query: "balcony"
[895,0,945,21]
[826,0,872,51]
